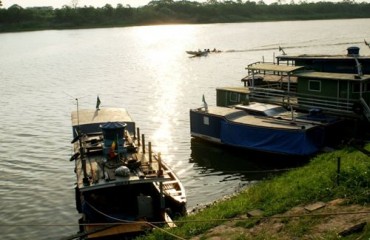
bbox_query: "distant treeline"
[1,0,370,32]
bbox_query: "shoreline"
[138,144,370,239]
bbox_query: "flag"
[111,140,116,150]
[109,140,117,158]
[279,46,286,55]
[96,96,101,110]
[202,94,208,112]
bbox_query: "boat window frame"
[308,80,321,92]
[203,116,209,125]
[229,92,240,103]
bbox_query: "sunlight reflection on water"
[1,19,370,239]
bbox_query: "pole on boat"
[75,98,88,185]
[137,127,140,146]
[142,134,145,154]
[157,152,163,177]
[158,152,165,209]
[149,142,152,163]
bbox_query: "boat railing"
[292,92,354,114]
[249,87,359,117]
[249,86,287,105]
[360,97,370,121]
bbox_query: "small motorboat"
[186,50,209,57]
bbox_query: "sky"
[1,0,360,9]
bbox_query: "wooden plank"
[86,222,152,239]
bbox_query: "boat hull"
[190,107,324,156]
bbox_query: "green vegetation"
[1,0,370,32]
[139,144,370,239]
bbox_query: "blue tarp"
[220,121,320,155]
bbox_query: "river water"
[1,18,370,239]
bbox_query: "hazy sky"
[1,0,354,9]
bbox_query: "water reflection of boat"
[190,138,308,181]
[69,106,186,239]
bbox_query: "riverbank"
[140,143,370,239]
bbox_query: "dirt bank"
[190,199,370,239]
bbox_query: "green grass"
[139,144,370,239]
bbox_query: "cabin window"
[203,116,209,125]
[229,92,240,103]
[308,80,321,92]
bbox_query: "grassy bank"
[141,144,370,239]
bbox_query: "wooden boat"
[70,107,186,239]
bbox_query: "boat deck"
[71,108,186,201]
[74,132,173,192]
[200,106,317,130]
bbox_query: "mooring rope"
[84,200,186,240]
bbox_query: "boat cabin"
[216,87,250,107]
[245,62,370,120]
[277,47,370,74]
[294,71,370,116]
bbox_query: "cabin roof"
[205,106,246,119]
[246,63,304,73]
[294,71,370,81]
[216,87,250,94]
[200,106,315,130]
[235,102,287,114]
[71,108,133,127]
[277,54,370,61]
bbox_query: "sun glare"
[132,26,194,157]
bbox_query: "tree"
[71,0,79,8]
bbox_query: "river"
[1,18,370,239]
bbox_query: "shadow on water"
[189,138,310,182]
